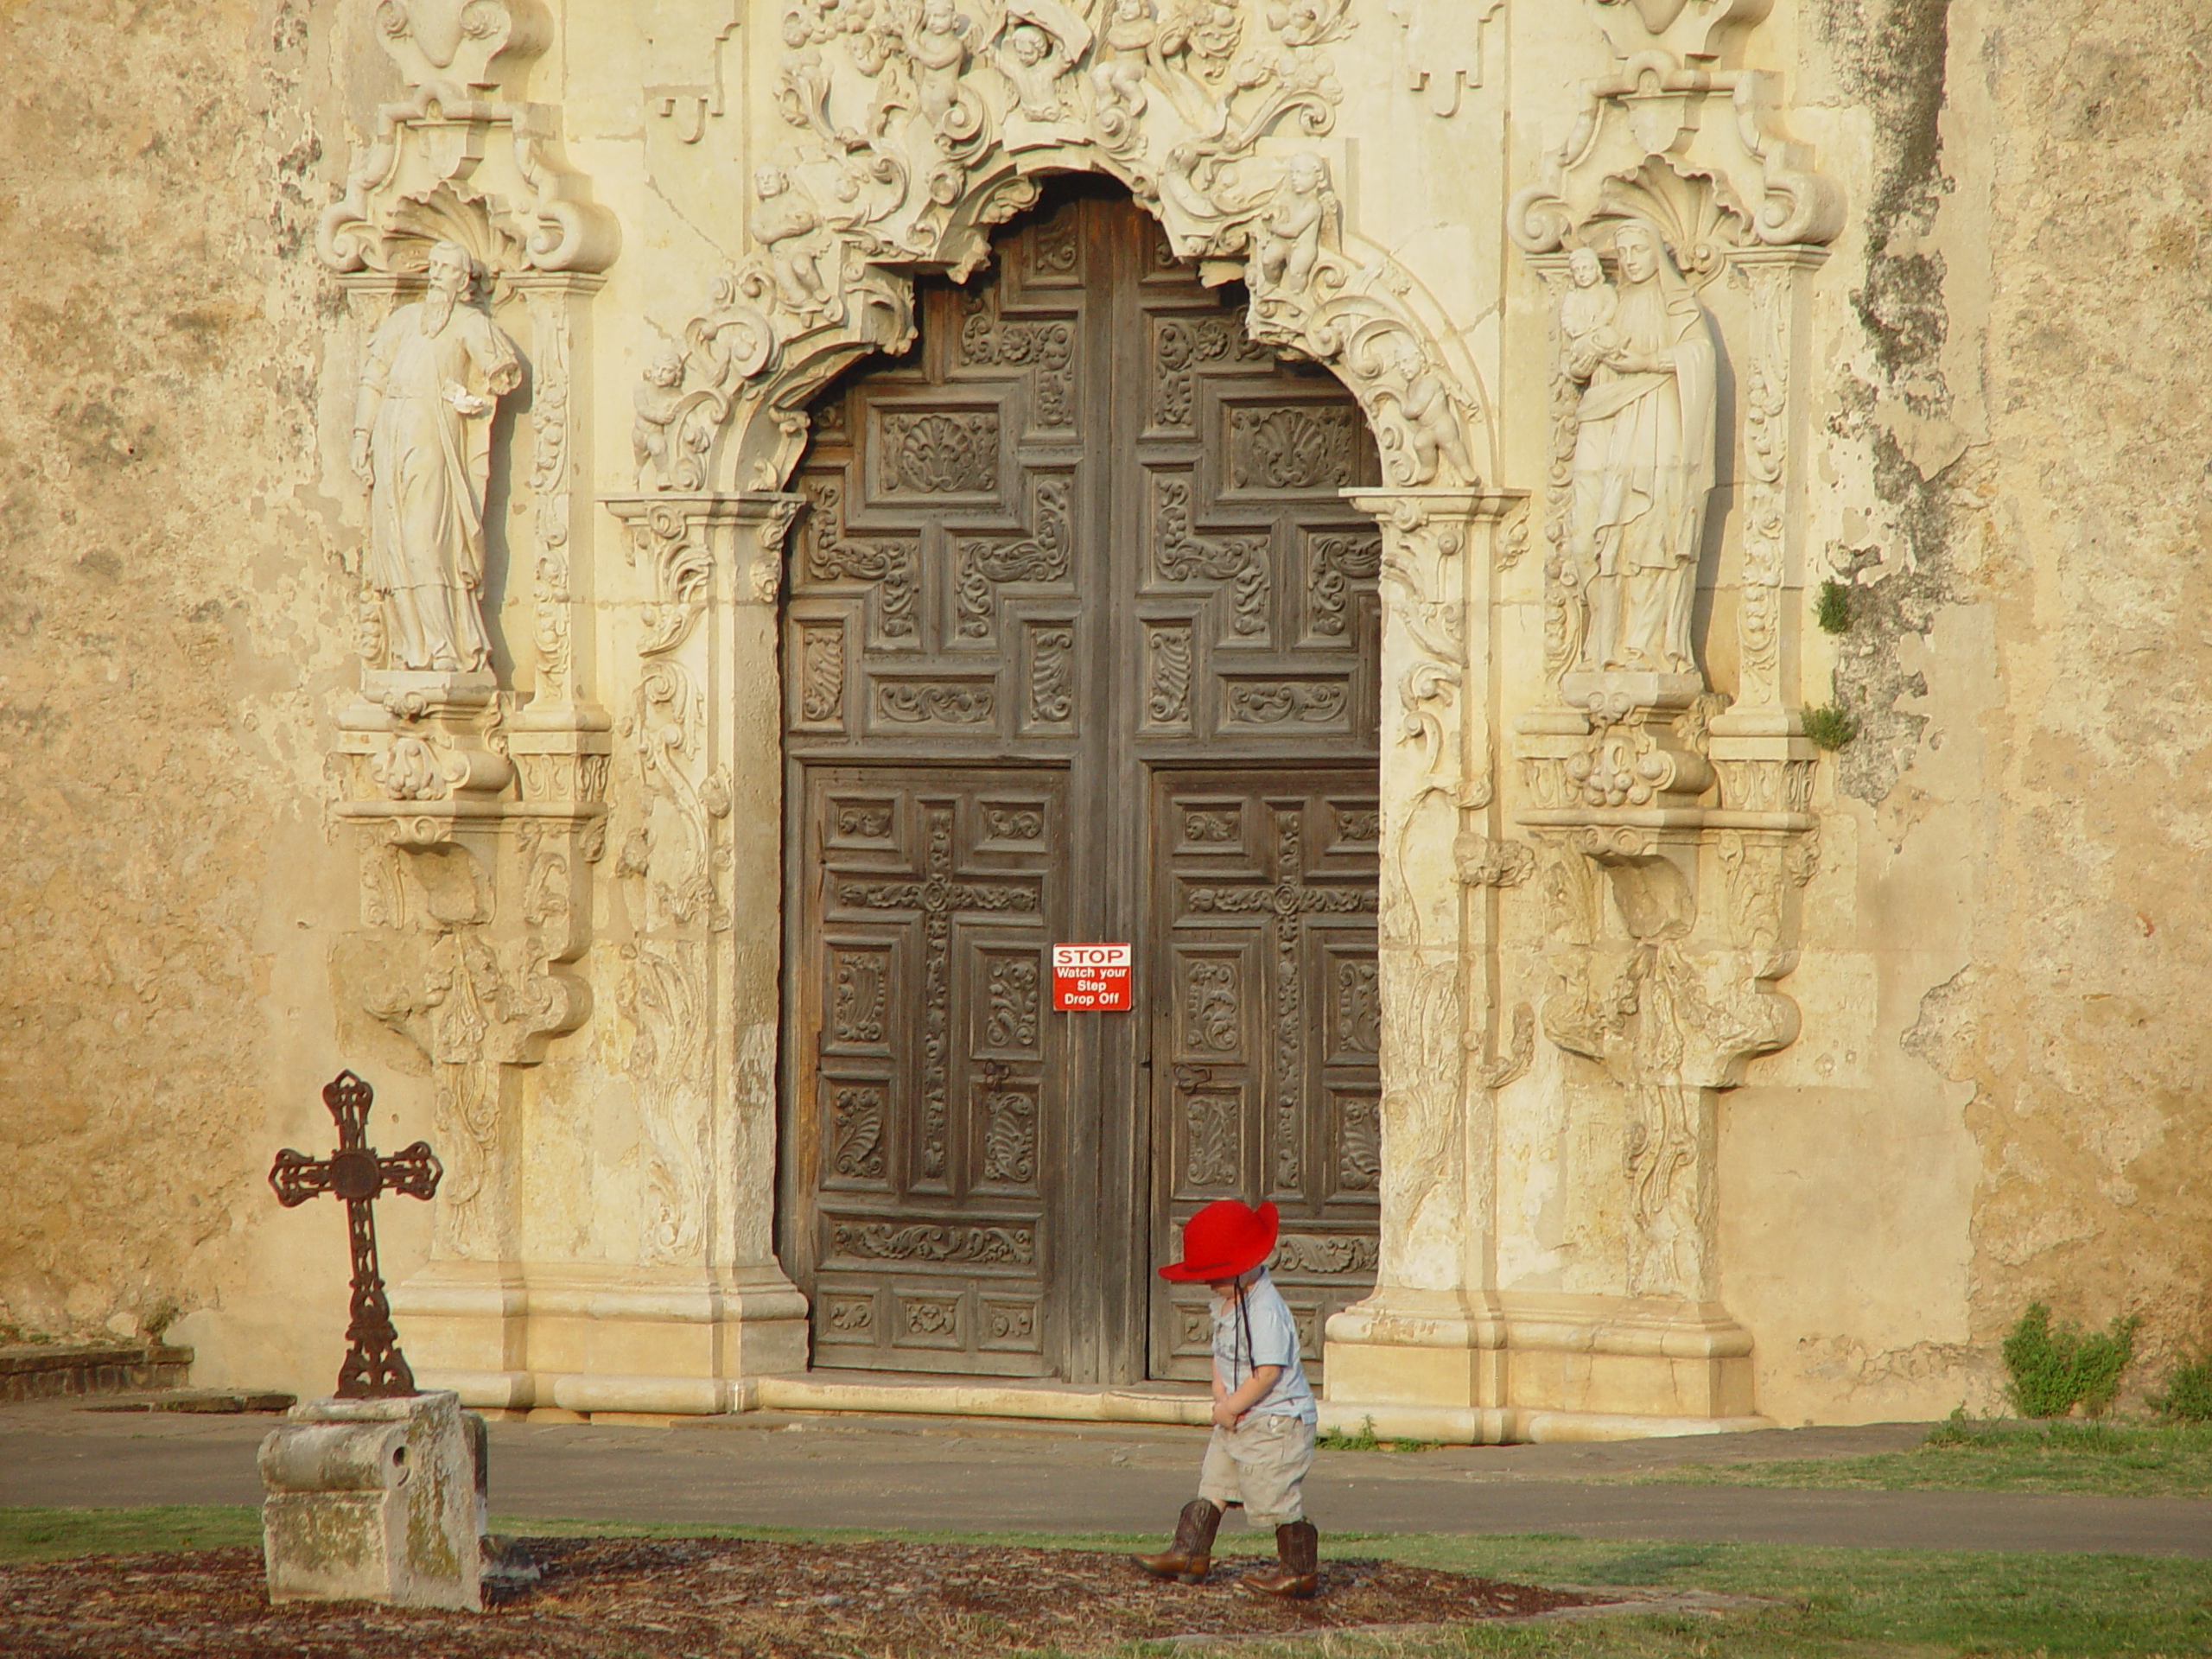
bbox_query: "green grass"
[1319,1413,1443,1453]
[0,1504,264,1562]
[1645,1417,2212,1498]
[7,1510,2210,1656]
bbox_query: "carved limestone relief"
[333,677,604,1261]
[318,1,619,280]
[1344,490,1528,1295]
[601,492,801,1265]
[1388,0,1503,118]
[350,243,521,677]
[1507,0,1836,1308]
[321,0,617,1266]
[626,0,1490,499]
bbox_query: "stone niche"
[1323,0,1839,1432]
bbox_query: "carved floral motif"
[638,0,1490,500]
[957,476,1071,638]
[830,1220,1036,1265]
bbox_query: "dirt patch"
[1,1536,1598,1656]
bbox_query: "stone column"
[1323,489,1527,1425]
[496,490,806,1414]
[1713,247,1828,735]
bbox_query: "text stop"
[1052,943,1132,1012]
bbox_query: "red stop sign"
[1052,943,1131,1012]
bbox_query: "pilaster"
[1324,488,1529,1412]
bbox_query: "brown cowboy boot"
[1132,1498,1222,1583]
[1240,1520,1319,1599]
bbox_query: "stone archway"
[606,66,1532,1398]
[774,182,1395,1384]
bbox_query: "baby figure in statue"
[1560,245,1620,380]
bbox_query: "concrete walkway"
[4,1398,2209,1558]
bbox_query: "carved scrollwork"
[1154,315,1268,428]
[1508,53,1841,262]
[1146,624,1195,728]
[1155,474,1269,635]
[1184,1089,1242,1189]
[1226,680,1348,725]
[318,2,615,278]
[1028,625,1074,724]
[1268,1232,1378,1275]
[831,1084,887,1179]
[958,289,1075,426]
[801,479,919,638]
[1307,532,1381,637]
[984,956,1041,1049]
[876,681,996,724]
[1184,959,1241,1052]
[830,1220,1036,1265]
[643,0,1493,500]
[957,476,1071,638]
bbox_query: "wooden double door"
[781,184,1384,1383]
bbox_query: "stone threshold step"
[433,1366,1772,1444]
[0,1341,193,1403]
[751,1374,1770,1445]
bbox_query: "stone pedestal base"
[1325,1291,1762,1436]
[391,1261,810,1414]
[259,1390,480,1611]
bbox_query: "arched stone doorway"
[779,182,1385,1385]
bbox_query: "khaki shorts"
[1197,1411,1315,1527]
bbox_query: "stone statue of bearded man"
[1566,219,1717,677]
[349,241,522,674]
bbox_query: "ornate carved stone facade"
[41,0,2174,1440]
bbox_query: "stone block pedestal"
[259,1389,480,1610]
[393,1261,810,1414]
[1325,1292,1765,1438]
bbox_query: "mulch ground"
[1,1536,1601,1656]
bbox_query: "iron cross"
[269,1070,442,1399]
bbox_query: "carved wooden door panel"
[791,767,1065,1374]
[1149,775,1381,1382]
[784,183,1381,1382]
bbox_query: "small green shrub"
[2002,1302,2139,1419]
[1802,701,1858,751]
[2148,1350,2212,1423]
[1816,579,1854,634]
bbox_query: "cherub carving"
[1560,245,1621,381]
[632,348,687,491]
[750,166,832,314]
[1092,0,1156,118]
[1000,22,1070,118]
[906,0,972,130]
[1252,153,1333,299]
[1390,339,1474,486]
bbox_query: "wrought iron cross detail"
[270,1070,442,1399]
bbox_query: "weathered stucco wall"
[0,0,436,1395]
[1891,0,2212,1383]
[2,0,2207,1421]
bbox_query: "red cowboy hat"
[1158,1199,1279,1283]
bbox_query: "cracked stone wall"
[1897,0,2212,1389]
[0,0,435,1391]
[1723,0,2212,1421]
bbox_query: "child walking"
[1133,1198,1319,1599]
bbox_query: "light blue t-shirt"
[1211,1268,1316,1423]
